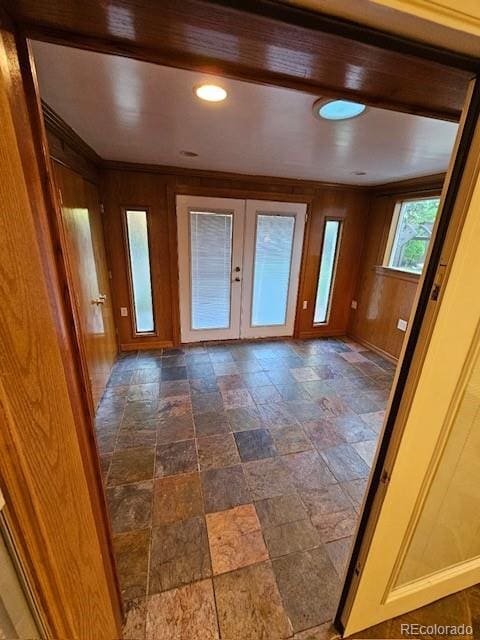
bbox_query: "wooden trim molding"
[374,265,421,284]
[42,99,101,166]
[373,172,446,196]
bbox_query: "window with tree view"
[386,197,441,274]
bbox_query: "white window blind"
[190,211,233,330]
[251,214,295,327]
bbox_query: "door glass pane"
[395,343,480,588]
[251,214,295,327]
[190,211,233,330]
[314,220,341,324]
[126,209,154,333]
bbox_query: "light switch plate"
[120,307,128,317]
[397,318,408,331]
[302,300,308,310]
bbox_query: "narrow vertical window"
[314,219,342,324]
[125,209,154,333]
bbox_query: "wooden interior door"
[54,163,117,406]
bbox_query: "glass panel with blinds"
[386,197,441,274]
[125,209,155,333]
[251,214,295,326]
[190,211,233,330]
[314,219,342,324]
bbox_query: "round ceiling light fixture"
[314,98,366,121]
[195,84,227,102]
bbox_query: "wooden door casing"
[54,162,117,407]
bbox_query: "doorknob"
[91,296,106,305]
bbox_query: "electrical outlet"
[120,307,128,317]
[397,318,408,332]
[351,300,358,309]
[302,300,308,310]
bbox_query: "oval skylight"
[317,99,366,121]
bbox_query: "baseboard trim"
[297,328,346,339]
[346,334,399,364]
[120,340,174,351]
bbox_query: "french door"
[176,195,307,343]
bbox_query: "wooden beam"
[9,0,477,121]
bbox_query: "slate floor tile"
[116,420,157,450]
[206,504,268,574]
[255,493,308,529]
[216,374,246,391]
[352,439,377,467]
[272,548,340,632]
[320,443,371,482]
[325,536,353,577]
[250,385,283,405]
[189,377,219,395]
[269,424,312,455]
[149,516,211,594]
[155,440,198,477]
[290,367,320,382]
[157,395,191,420]
[159,380,190,398]
[197,433,240,470]
[314,508,358,543]
[341,478,369,511]
[192,391,224,415]
[153,473,203,525]
[106,480,153,534]
[282,450,336,491]
[146,580,219,640]
[221,388,255,410]
[332,414,378,443]
[160,366,187,381]
[258,402,297,427]
[303,419,345,451]
[226,406,264,432]
[193,411,230,437]
[201,465,251,513]
[243,458,295,500]
[128,367,159,386]
[234,428,277,462]
[241,371,271,388]
[113,528,149,601]
[157,414,195,444]
[123,598,147,640]
[214,562,292,640]
[127,383,160,403]
[263,518,321,558]
[108,447,155,486]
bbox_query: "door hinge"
[354,560,362,576]
[57,187,63,205]
[100,203,105,214]
[431,262,447,301]
[380,468,391,484]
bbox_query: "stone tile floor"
[96,337,395,640]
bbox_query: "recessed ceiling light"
[195,84,227,102]
[180,150,199,157]
[314,99,366,121]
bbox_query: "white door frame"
[176,195,245,343]
[240,200,307,339]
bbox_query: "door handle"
[91,296,106,305]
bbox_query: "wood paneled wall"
[102,166,370,349]
[347,181,444,360]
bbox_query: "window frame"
[313,217,343,326]
[383,195,441,276]
[122,206,156,337]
